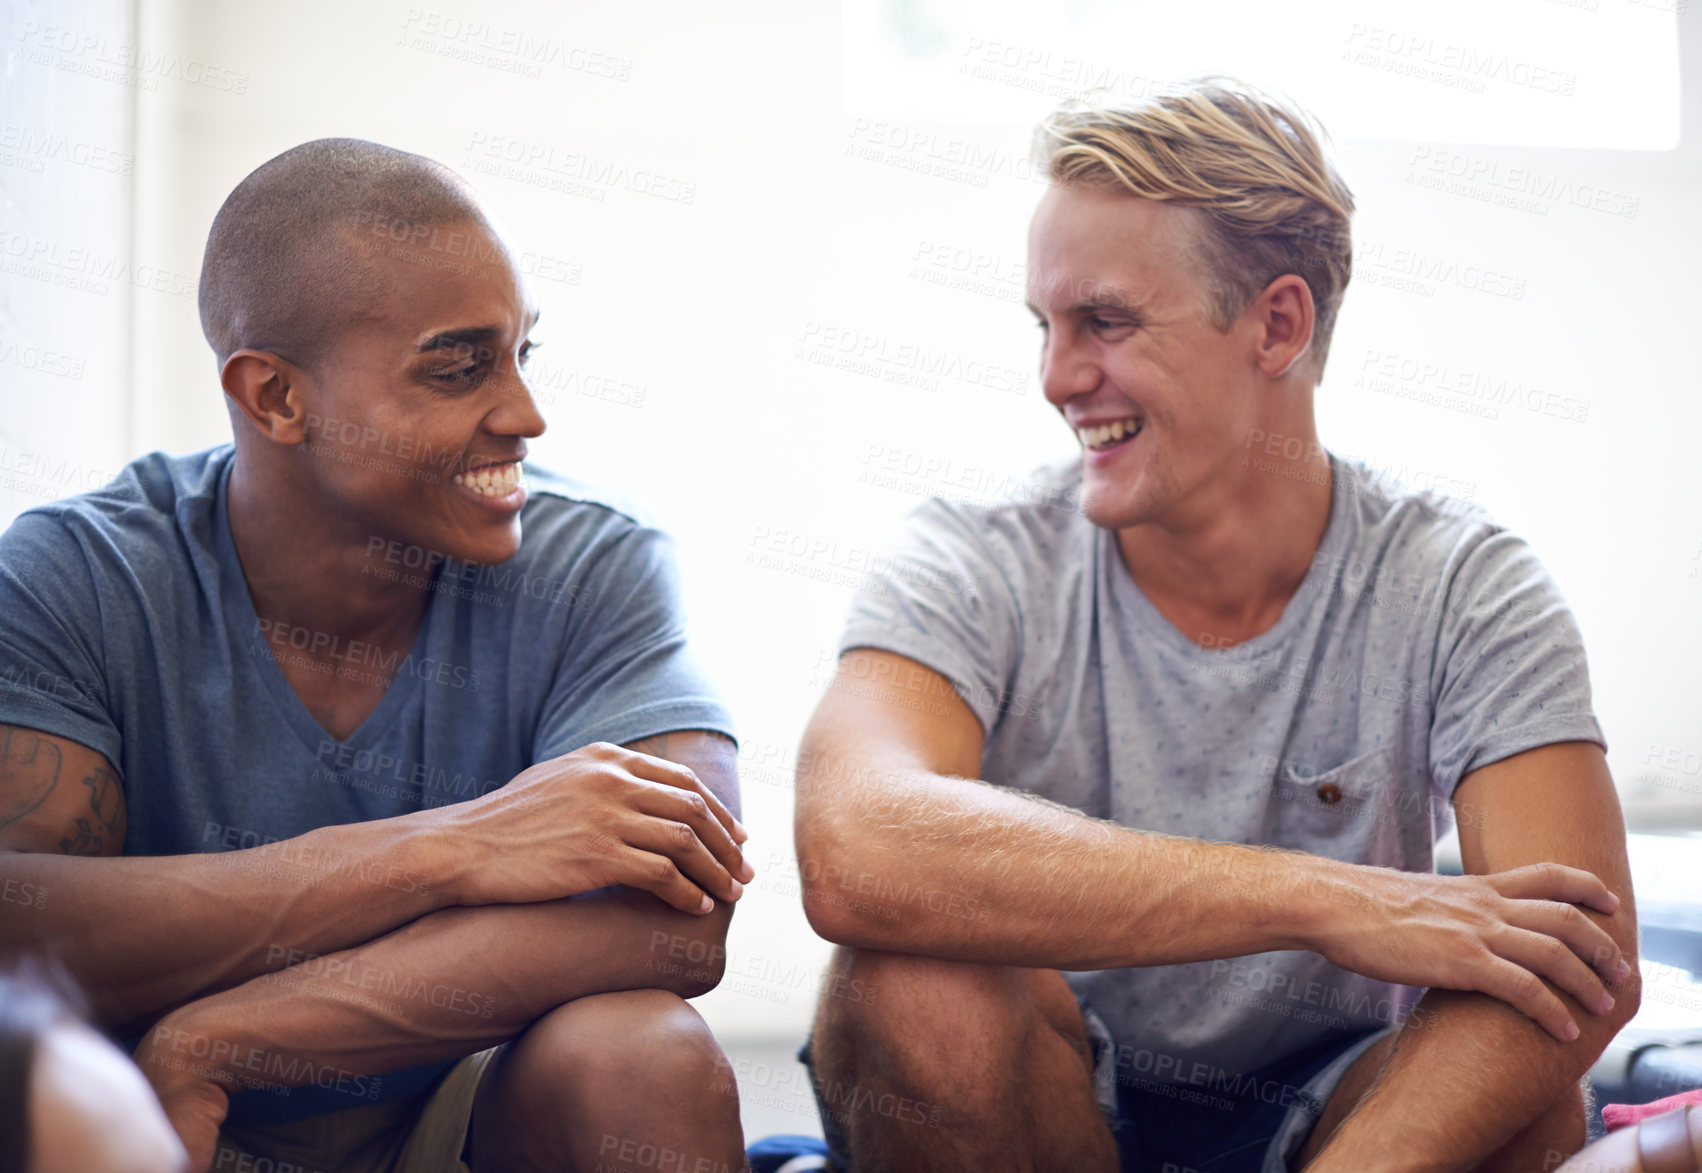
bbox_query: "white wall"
[7,0,1700,1045]
[0,0,136,522]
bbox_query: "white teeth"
[451,462,523,496]
[1076,419,1142,450]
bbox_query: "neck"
[226,452,431,648]
[1116,442,1333,648]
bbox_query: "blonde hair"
[1037,75,1355,374]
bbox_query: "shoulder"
[520,463,657,528]
[1332,452,1507,570]
[1329,452,1563,624]
[892,456,1091,583]
[512,463,671,551]
[495,464,688,607]
[1,445,228,568]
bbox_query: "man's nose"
[1041,331,1098,408]
[488,367,547,438]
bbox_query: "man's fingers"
[1507,898,1626,984]
[1489,863,1620,916]
[615,847,716,915]
[625,815,743,904]
[640,785,754,884]
[621,750,747,844]
[1475,956,1579,1042]
[1493,926,1616,1018]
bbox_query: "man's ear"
[222,350,311,444]
[1253,274,1316,382]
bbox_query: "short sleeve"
[0,512,122,766]
[1428,528,1604,797]
[836,500,1021,735]
[531,524,734,762]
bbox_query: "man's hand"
[436,741,753,913]
[1307,859,1629,1042]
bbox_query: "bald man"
[0,140,752,1173]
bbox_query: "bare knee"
[507,990,735,1113]
[810,950,1114,1168]
[813,949,1084,1107]
[820,950,1020,1048]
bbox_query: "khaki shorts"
[212,1048,500,1173]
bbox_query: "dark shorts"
[799,1002,1389,1173]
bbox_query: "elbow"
[800,883,863,947]
[667,964,724,1001]
[1608,967,1642,1034]
[640,903,731,999]
[795,810,890,949]
[1582,936,1642,1043]
[1607,924,1643,1033]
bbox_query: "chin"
[1078,477,1158,532]
[460,530,524,566]
[423,522,523,568]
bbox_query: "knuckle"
[671,821,695,848]
[648,856,680,885]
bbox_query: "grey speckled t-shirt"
[838,451,1604,1079]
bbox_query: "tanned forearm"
[1309,975,1637,1173]
[136,888,733,1102]
[1309,743,1641,1173]
[135,730,742,1139]
[3,729,744,1036]
[799,757,1325,969]
[798,658,1629,1051]
[0,815,457,1033]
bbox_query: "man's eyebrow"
[417,326,499,352]
[418,308,541,352]
[1076,289,1143,314]
[1025,287,1145,317]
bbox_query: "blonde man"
[795,77,1638,1172]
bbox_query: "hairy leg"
[809,947,1116,1172]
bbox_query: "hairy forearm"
[0,814,456,1031]
[798,762,1329,968]
[1311,742,1648,1171]
[1312,929,1640,1171]
[137,887,733,1092]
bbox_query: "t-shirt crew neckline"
[1103,451,1350,661]
[209,451,435,752]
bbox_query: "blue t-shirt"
[0,444,735,1121]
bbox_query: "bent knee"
[513,990,732,1100]
[815,950,1082,1076]
[825,949,1076,1026]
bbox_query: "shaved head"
[198,138,491,373]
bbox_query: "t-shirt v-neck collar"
[209,454,433,753]
[1103,451,1351,661]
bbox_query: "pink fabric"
[1603,1090,1702,1132]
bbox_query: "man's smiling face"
[293,217,546,567]
[1027,184,1266,534]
